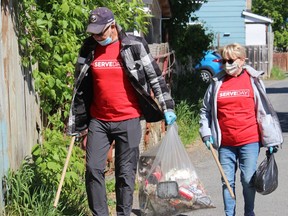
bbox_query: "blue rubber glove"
[203,136,214,150]
[268,146,278,154]
[164,111,177,125]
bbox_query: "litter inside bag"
[138,124,215,216]
[253,151,278,195]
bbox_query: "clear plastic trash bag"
[138,123,215,216]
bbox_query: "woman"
[199,43,283,216]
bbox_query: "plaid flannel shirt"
[67,24,175,134]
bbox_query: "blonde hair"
[219,43,246,60]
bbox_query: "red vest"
[217,70,260,146]
[89,41,141,121]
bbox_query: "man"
[67,7,176,216]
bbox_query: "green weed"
[4,159,63,216]
[175,101,201,146]
[172,70,208,146]
[270,66,286,80]
[4,129,90,216]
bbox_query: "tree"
[164,0,213,64]
[17,0,151,130]
[252,0,288,51]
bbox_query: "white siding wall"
[246,24,266,45]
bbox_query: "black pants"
[86,118,141,216]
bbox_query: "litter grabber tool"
[53,135,76,208]
[209,142,235,199]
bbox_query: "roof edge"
[242,10,273,23]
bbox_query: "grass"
[4,159,64,216]
[175,100,201,146]
[172,70,208,146]
[269,66,287,80]
[4,158,117,216]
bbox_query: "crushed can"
[179,186,194,201]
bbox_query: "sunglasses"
[93,25,111,37]
[222,58,238,64]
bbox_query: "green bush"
[4,129,122,215]
[18,0,151,130]
[31,129,88,215]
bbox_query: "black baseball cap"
[86,7,115,34]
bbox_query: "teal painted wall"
[193,0,246,48]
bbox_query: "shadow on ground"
[132,209,141,216]
[277,112,288,133]
[266,87,288,94]
[265,85,288,132]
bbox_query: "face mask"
[97,36,112,46]
[224,62,240,76]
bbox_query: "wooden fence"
[244,32,273,78]
[245,45,273,78]
[0,4,41,212]
[273,52,288,72]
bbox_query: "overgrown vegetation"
[4,129,118,215]
[4,160,64,216]
[175,101,200,146]
[165,0,212,65]
[269,66,287,80]
[17,0,151,130]
[4,129,89,215]
[31,129,88,215]
[172,70,209,145]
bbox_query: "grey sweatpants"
[85,118,141,216]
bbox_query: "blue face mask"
[97,37,112,46]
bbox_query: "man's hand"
[74,129,88,150]
[203,136,214,150]
[164,111,177,125]
[80,135,88,150]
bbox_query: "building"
[192,0,273,48]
